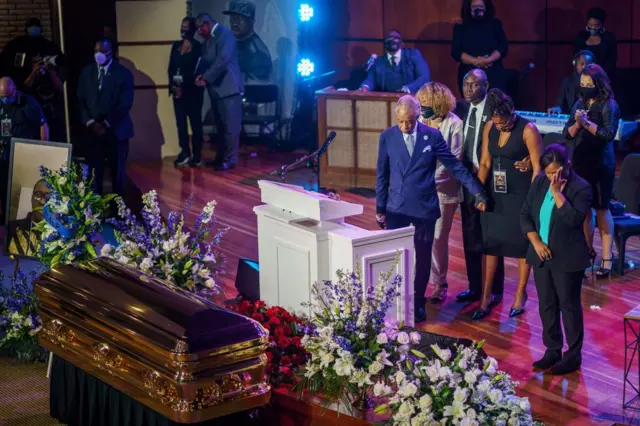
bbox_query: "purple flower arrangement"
[0,269,47,362]
[103,190,228,296]
[35,163,116,268]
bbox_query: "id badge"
[1,118,11,137]
[493,170,507,194]
[14,53,26,68]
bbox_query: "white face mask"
[94,52,108,66]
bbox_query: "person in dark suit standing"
[169,17,204,167]
[195,13,243,171]
[521,144,592,375]
[453,69,505,305]
[376,95,487,323]
[359,29,430,94]
[77,38,134,195]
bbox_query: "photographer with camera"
[0,18,65,141]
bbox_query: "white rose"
[453,388,468,403]
[418,394,433,411]
[100,244,113,257]
[205,278,216,289]
[409,331,421,344]
[464,371,477,385]
[334,358,353,377]
[460,417,479,426]
[320,352,335,368]
[518,398,532,413]
[466,408,477,419]
[368,361,384,375]
[397,331,410,345]
[398,382,418,398]
[489,389,504,405]
[393,401,415,422]
[486,365,497,376]
[395,371,406,385]
[376,332,389,344]
[458,358,468,370]
[373,381,392,397]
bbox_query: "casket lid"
[37,258,266,356]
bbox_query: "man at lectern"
[359,29,430,94]
[376,95,487,323]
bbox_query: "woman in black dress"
[574,8,617,81]
[563,64,619,279]
[452,0,508,94]
[474,89,543,320]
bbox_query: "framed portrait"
[4,138,72,257]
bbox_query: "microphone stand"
[268,146,335,194]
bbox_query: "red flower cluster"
[229,300,310,386]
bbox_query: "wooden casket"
[35,258,271,424]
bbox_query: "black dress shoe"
[532,352,561,370]
[456,290,481,303]
[550,358,581,375]
[414,307,427,324]
[215,162,237,171]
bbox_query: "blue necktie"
[405,133,415,157]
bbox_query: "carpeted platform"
[0,357,61,426]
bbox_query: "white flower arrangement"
[295,267,419,412]
[375,341,542,426]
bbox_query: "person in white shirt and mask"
[416,82,464,304]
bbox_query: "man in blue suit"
[376,96,487,323]
[360,29,430,94]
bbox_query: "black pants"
[173,89,203,159]
[460,187,504,295]
[210,93,242,165]
[534,264,584,364]
[386,212,436,308]
[87,132,129,196]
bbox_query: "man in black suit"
[454,69,506,305]
[77,38,134,195]
[194,13,243,171]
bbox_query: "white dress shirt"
[463,96,487,170]
[388,49,402,67]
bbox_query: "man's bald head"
[0,77,16,98]
[462,69,489,104]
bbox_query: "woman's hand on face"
[533,240,552,261]
[549,167,567,194]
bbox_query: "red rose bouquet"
[229,300,310,386]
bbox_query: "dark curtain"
[49,355,256,426]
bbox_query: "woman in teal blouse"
[520,144,592,375]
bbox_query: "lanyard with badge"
[493,157,507,194]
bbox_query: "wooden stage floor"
[128,148,640,426]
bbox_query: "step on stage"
[126,147,640,426]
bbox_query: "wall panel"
[337,0,383,39]
[495,0,546,41]
[382,0,460,40]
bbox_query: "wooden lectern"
[253,180,416,326]
[316,89,402,189]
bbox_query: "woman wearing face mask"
[452,0,508,94]
[474,89,543,320]
[574,8,617,80]
[416,82,464,304]
[520,144,592,375]
[563,64,619,279]
[168,17,204,167]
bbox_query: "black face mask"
[384,39,400,53]
[472,8,485,19]
[580,86,598,100]
[586,27,604,37]
[181,29,195,40]
[421,106,436,120]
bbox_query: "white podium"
[253,180,416,326]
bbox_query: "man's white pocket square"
[423,145,432,153]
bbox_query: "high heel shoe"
[509,292,528,318]
[472,295,503,320]
[595,258,612,280]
